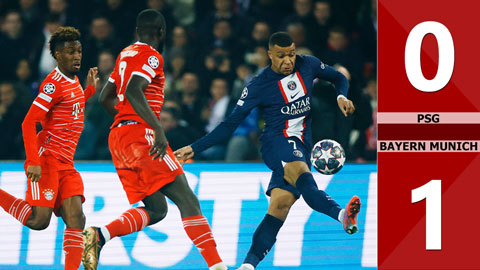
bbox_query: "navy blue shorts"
[261,136,312,199]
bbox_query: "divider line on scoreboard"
[378,112,480,124]
[378,140,480,152]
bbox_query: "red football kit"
[22,67,95,213]
[108,42,183,204]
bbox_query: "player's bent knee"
[148,208,168,225]
[29,218,51,230]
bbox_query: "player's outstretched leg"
[162,174,228,270]
[0,189,33,226]
[237,188,294,270]
[83,191,167,270]
[294,171,361,234]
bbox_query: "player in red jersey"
[0,27,98,270]
[82,9,228,270]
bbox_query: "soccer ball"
[311,139,346,175]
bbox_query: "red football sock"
[0,189,32,225]
[63,228,84,270]
[182,216,222,267]
[105,207,150,239]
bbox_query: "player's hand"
[150,128,168,161]
[87,67,99,89]
[174,146,194,162]
[337,96,355,117]
[26,165,41,182]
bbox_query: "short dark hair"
[269,32,293,48]
[49,26,81,59]
[136,9,166,36]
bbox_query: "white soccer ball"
[311,139,346,175]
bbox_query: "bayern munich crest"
[287,81,297,90]
[43,189,55,201]
[43,83,55,94]
[148,56,159,69]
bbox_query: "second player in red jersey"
[82,9,228,270]
[0,27,99,270]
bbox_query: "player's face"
[268,44,296,75]
[56,40,82,75]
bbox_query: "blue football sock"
[295,172,341,220]
[244,214,284,267]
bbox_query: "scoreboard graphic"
[378,0,480,268]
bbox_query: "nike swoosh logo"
[290,92,300,99]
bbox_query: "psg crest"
[287,81,297,90]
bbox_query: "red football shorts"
[25,151,85,216]
[109,123,184,204]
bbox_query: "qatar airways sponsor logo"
[281,97,311,115]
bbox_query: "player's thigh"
[263,136,311,184]
[267,188,297,221]
[59,195,84,228]
[283,161,310,186]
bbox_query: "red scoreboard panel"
[378,0,480,269]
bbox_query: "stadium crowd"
[0,0,377,162]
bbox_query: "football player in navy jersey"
[175,32,360,270]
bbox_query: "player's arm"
[84,67,99,101]
[22,85,59,182]
[125,75,167,160]
[98,81,118,117]
[308,56,355,117]
[175,87,257,161]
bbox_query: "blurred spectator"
[160,106,202,151]
[14,59,36,103]
[178,72,207,134]
[202,47,235,91]
[97,50,115,86]
[0,10,29,81]
[231,64,254,99]
[320,26,363,80]
[199,78,232,160]
[286,22,311,51]
[98,0,137,48]
[48,0,82,30]
[245,46,269,74]
[309,0,334,56]
[197,0,253,42]
[168,0,195,26]
[19,0,43,34]
[281,0,316,32]
[202,19,244,65]
[246,21,271,51]
[226,69,261,161]
[351,77,376,161]
[0,82,28,159]
[357,0,377,77]
[30,13,62,81]
[247,0,291,31]
[82,15,122,76]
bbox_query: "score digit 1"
[411,180,442,250]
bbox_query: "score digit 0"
[405,21,454,93]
